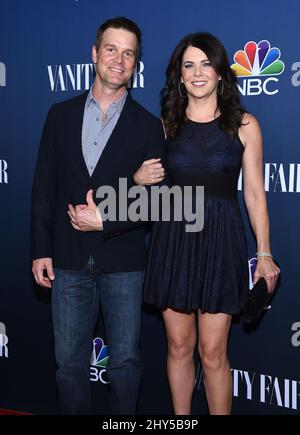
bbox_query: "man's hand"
[68,190,103,232]
[32,257,55,288]
[133,158,165,185]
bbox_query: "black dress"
[143,118,249,314]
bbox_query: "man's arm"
[101,118,166,235]
[67,118,166,236]
[31,106,57,286]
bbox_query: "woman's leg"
[163,308,196,414]
[197,311,232,415]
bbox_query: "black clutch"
[243,260,281,326]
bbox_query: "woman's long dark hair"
[161,32,246,140]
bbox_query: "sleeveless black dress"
[143,118,249,314]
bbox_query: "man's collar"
[86,85,128,113]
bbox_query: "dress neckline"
[187,115,221,125]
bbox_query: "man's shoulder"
[49,91,88,114]
[129,96,160,125]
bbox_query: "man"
[31,17,165,415]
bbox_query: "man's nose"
[115,51,123,63]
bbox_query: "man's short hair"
[94,16,142,58]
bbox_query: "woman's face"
[181,46,220,100]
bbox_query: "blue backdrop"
[0,0,299,415]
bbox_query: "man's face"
[92,27,138,90]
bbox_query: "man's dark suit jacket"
[31,91,165,272]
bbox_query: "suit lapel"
[71,91,91,182]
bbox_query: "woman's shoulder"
[241,112,260,127]
[238,112,262,147]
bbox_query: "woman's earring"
[178,82,187,98]
[217,79,224,95]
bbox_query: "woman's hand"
[253,256,280,294]
[133,158,165,186]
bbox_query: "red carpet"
[0,408,33,415]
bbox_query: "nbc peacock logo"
[91,337,109,368]
[231,40,285,77]
[90,337,109,384]
[231,40,285,96]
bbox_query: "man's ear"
[92,45,98,64]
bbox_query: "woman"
[134,32,280,415]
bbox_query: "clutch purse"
[243,258,281,326]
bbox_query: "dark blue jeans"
[51,257,144,415]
